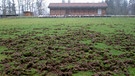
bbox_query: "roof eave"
[48,6,107,9]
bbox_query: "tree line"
[0,0,47,16]
[106,0,135,15]
[0,0,135,16]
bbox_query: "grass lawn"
[0,17,135,76]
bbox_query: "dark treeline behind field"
[0,0,135,16]
[106,0,135,15]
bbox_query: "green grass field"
[0,18,135,76]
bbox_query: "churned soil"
[0,28,135,76]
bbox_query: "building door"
[98,9,102,15]
[66,10,69,16]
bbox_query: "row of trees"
[129,0,135,15]
[106,0,135,15]
[0,0,16,15]
[0,0,47,16]
[0,0,135,16]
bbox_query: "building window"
[98,9,102,15]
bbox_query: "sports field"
[0,18,135,76]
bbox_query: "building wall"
[50,9,66,15]
[24,12,33,16]
[50,8,106,16]
[69,9,97,15]
[101,9,106,15]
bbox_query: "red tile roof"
[48,3,108,8]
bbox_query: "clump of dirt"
[106,32,135,51]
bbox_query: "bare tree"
[106,0,115,15]
[68,0,71,3]
[7,0,12,15]
[0,0,16,16]
[17,0,23,15]
[62,0,65,3]
[106,0,128,15]
[129,0,135,15]
[36,0,43,15]
[12,0,16,15]
[0,0,47,16]
[0,2,2,15]
[2,0,6,16]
